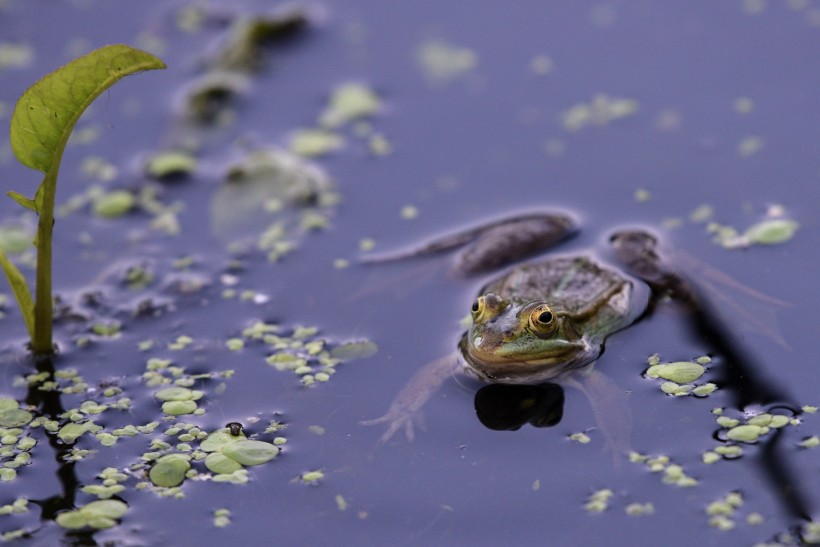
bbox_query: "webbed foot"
[361,404,425,444]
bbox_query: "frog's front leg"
[361,353,459,443]
[564,367,632,457]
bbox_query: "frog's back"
[481,255,629,313]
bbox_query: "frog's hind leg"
[360,211,578,277]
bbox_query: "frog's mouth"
[458,334,595,383]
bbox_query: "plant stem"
[32,170,56,355]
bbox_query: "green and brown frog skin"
[362,212,791,449]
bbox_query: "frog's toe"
[361,406,420,444]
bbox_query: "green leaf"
[56,510,88,529]
[6,191,37,212]
[205,452,243,474]
[161,400,198,416]
[92,190,135,218]
[0,249,34,339]
[743,219,799,245]
[646,362,705,384]
[200,428,245,452]
[0,398,33,427]
[10,44,165,175]
[149,454,191,487]
[155,386,196,402]
[221,440,279,466]
[330,340,378,361]
[80,499,128,520]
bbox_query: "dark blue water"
[0,1,818,545]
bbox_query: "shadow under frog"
[362,211,812,523]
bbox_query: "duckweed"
[562,95,638,132]
[644,356,716,397]
[726,424,767,443]
[213,508,231,528]
[205,452,243,474]
[290,129,344,157]
[212,469,249,484]
[93,191,135,218]
[630,452,697,487]
[145,151,197,179]
[798,436,819,448]
[0,398,33,427]
[415,40,478,84]
[301,470,324,484]
[710,212,799,249]
[705,492,746,531]
[149,454,191,487]
[0,497,28,515]
[646,361,705,384]
[56,499,128,530]
[583,489,613,513]
[625,502,654,516]
[319,82,381,128]
[162,400,199,416]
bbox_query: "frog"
[361,211,788,449]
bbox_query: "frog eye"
[471,293,504,322]
[528,304,556,334]
[471,296,486,321]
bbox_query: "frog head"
[460,292,596,382]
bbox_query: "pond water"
[1,1,819,545]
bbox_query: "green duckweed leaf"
[58,422,92,443]
[221,440,279,466]
[55,510,88,529]
[93,190,135,218]
[155,386,199,402]
[211,469,249,484]
[200,429,245,452]
[81,499,128,520]
[319,82,381,128]
[161,400,198,416]
[205,452,243,474]
[646,361,705,384]
[726,424,767,443]
[145,151,197,179]
[149,454,191,487]
[10,45,165,175]
[329,340,378,361]
[0,399,33,427]
[743,219,798,245]
[86,516,117,529]
[0,469,16,482]
[82,484,125,499]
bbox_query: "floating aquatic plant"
[0,44,165,354]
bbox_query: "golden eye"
[528,304,555,333]
[472,293,505,323]
[471,296,486,320]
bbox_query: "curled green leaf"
[10,45,166,174]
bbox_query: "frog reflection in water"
[363,212,747,449]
